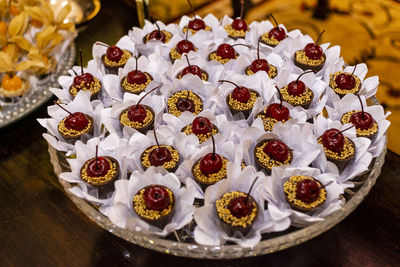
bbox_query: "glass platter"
[0,43,76,129]
[48,134,387,259]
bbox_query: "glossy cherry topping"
[127,105,147,123]
[148,29,166,42]
[268,14,286,41]
[106,45,124,62]
[231,18,248,31]
[287,71,313,96]
[296,178,320,203]
[73,72,94,88]
[304,43,323,60]
[175,39,196,54]
[176,98,195,112]
[127,70,148,85]
[335,73,356,90]
[86,156,111,177]
[265,103,290,121]
[250,59,270,73]
[148,147,172,166]
[199,153,223,175]
[143,185,170,211]
[228,196,253,218]
[321,128,345,153]
[263,140,289,162]
[350,112,374,130]
[216,43,236,59]
[191,117,212,135]
[232,86,251,103]
[181,65,202,78]
[188,18,206,31]
[64,112,89,131]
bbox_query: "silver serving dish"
[0,44,76,129]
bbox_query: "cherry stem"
[356,94,365,118]
[295,70,313,83]
[240,0,244,19]
[135,56,138,72]
[315,29,325,45]
[95,145,99,170]
[219,79,240,89]
[72,69,78,76]
[136,86,160,108]
[333,125,355,138]
[53,101,72,115]
[185,54,192,69]
[274,85,283,108]
[153,127,161,150]
[270,13,279,28]
[95,42,110,48]
[79,49,84,75]
[245,176,259,204]
[155,21,161,36]
[351,63,357,76]
[232,43,251,49]
[186,0,195,18]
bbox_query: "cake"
[140,145,180,172]
[254,139,293,174]
[119,104,155,134]
[191,153,228,191]
[167,90,203,117]
[181,116,219,143]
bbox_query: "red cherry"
[228,196,253,218]
[231,18,248,31]
[73,73,94,88]
[263,140,289,162]
[143,185,170,211]
[175,39,196,54]
[199,153,223,175]
[321,128,345,153]
[287,81,306,96]
[106,45,123,62]
[296,179,320,203]
[250,59,270,74]
[265,103,290,121]
[148,30,166,42]
[181,65,202,78]
[188,18,206,31]
[268,27,286,41]
[216,43,236,59]
[86,157,111,177]
[176,98,195,112]
[64,112,89,131]
[350,112,374,130]
[232,86,251,103]
[148,147,172,167]
[335,73,356,90]
[304,43,323,60]
[127,105,147,123]
[191,117,212,135]
[127,70,148,85]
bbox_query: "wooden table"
[1,1,400,265]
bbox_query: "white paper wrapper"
[263,166,344,227]
[194,163,291,247]
[100,167,195,237]
[128,20,180,56]
[59,134,132,205]
[241,121,321,169]
[37,90,105,155]
[324,63,380,106]
[325,93,390,158]
[312,116,372,186]
[100,90,165,139]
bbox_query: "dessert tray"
[40,12,390,259]
[0,43,76,129]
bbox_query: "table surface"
[1,0,400,266]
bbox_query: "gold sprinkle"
[341,110,378,137]
[216,191,258,228]
[103,50,132,67]
[256,112,290,132]
[121,73,152,94]
[167,90,203,117]
[294,50,325,66]
[280,85,313,106]
[119,108,154,129]
[260,33,281,46]
[144,30,173,44]
[283,175,327,210]
[317,136,355,160]
[209,52,237,64]
[181,124,218,143]
[245,64,277,79]
[183,25,212,35]
[227,90,258,111]
[255,141,292,171]
[140,145,180,171]
[58,116,93,138]
[224,24,248,39]
[69,77,101,98]
[81,157,118,186]
[133,187,174,220]
[329,71,361,96]
[192,157,228,185]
